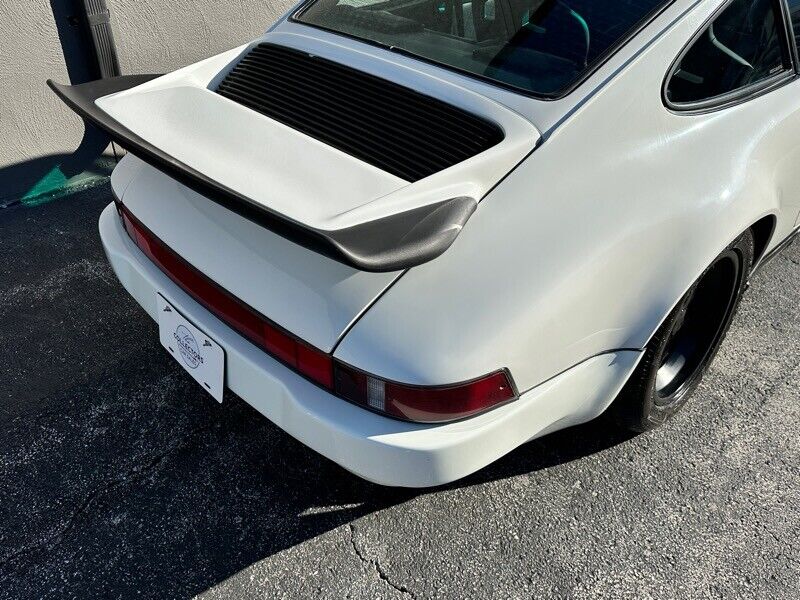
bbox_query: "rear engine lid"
[50,32,539,271]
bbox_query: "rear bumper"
[99,202,641,487]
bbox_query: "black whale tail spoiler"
[47,75,478,273]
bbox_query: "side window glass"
[789,0,800,47]
[666,0,789,106]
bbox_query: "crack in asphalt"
[0,421,214,578]
[348,523,418,600]
[764,529,800,565]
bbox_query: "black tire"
[610,230,754,432]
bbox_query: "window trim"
[663,0,798,114]
[781,0,800,71]
[289,0,678,101]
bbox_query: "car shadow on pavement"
[0,186,636,599]
[0,371,636,599]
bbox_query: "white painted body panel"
[100,201,640,487]
[336,0,800,392]
[101,0,800,484]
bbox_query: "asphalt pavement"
[1,184,798,599]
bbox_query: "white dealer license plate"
[157,294,225,402]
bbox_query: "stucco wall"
[0,0,294,204]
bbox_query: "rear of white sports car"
[100,149,639,487]
[86,31,547,485]
[49,0,713,486]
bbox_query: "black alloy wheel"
[610,230,754,432]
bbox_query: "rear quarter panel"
[334,0,800,392]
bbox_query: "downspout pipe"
[81,0,121,79]
[80,0,122,159]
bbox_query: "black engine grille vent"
[216,43,504,182]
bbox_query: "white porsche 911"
[51,0,800,486]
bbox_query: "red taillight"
[262,321,334,388]
[121,207,333,388]
[333,364,516,423]
[118,203,515,423]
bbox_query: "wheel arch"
[639,215,772,352]
[749,214,778,270]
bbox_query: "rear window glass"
[295,0,668,96]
